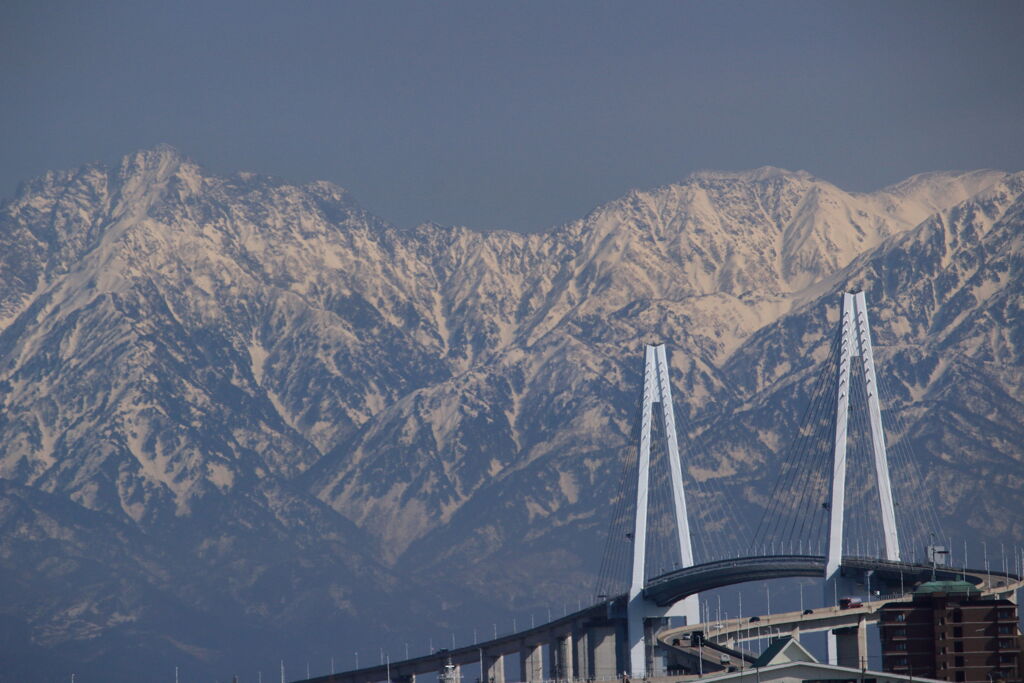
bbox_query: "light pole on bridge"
[984,541,990,585]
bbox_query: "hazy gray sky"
[3,1,1023,232]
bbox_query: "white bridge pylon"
[826,291,901,664]
[627,344,699,677]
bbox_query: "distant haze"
[2,0,1023,232]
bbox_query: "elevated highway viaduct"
[301,558,1021,683]
[658,559,1023,671]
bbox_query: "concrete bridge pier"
[573,625,589,680]
[549,633,573,681]
[824,572,858,664]
[644,617,670,677]
[582,623,619,679]
[832,616,867,669]
[482,651,504,683]
[520,642,543,683]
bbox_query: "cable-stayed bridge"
[300,292,1022,683]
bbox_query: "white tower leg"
[853,291,900,561]
[654,345,699,624]
[627,345,699,677]
[826,293,858,664]
[627,347,656,677]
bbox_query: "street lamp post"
[691,631,705,678]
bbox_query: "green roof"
[753,636,818,668]
[914,580,980,595]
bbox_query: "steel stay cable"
[848,358,874,556]
[754,325,843,549]
[609,437,640,593]
[801,377,841,553]
[647,410,671,579]
[594,392,644,599]
[785,371,835,556]
[667,404,718,564]
[875,348,945,558]
[783,331,845,548]
[756,326,843,547]
[681,405,748,562]
[788,368,839,550]
[893,398,945,542]
[774,363,834,548]
[888,406,942,559]
[872,360,943,559]
[796,325,851,554]
[602,439,638,596]
[847,352,905,561]
[807,362,862,559]
[846,358,863,557]
[666,396,723,562]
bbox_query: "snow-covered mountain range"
[0,146,1020,681]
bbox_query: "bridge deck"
[658,563,1023,650]
[301,557,1020,683]
[642,555,1020,606]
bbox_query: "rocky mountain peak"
[687,165,818,185]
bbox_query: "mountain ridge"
[0,147,1020,680]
